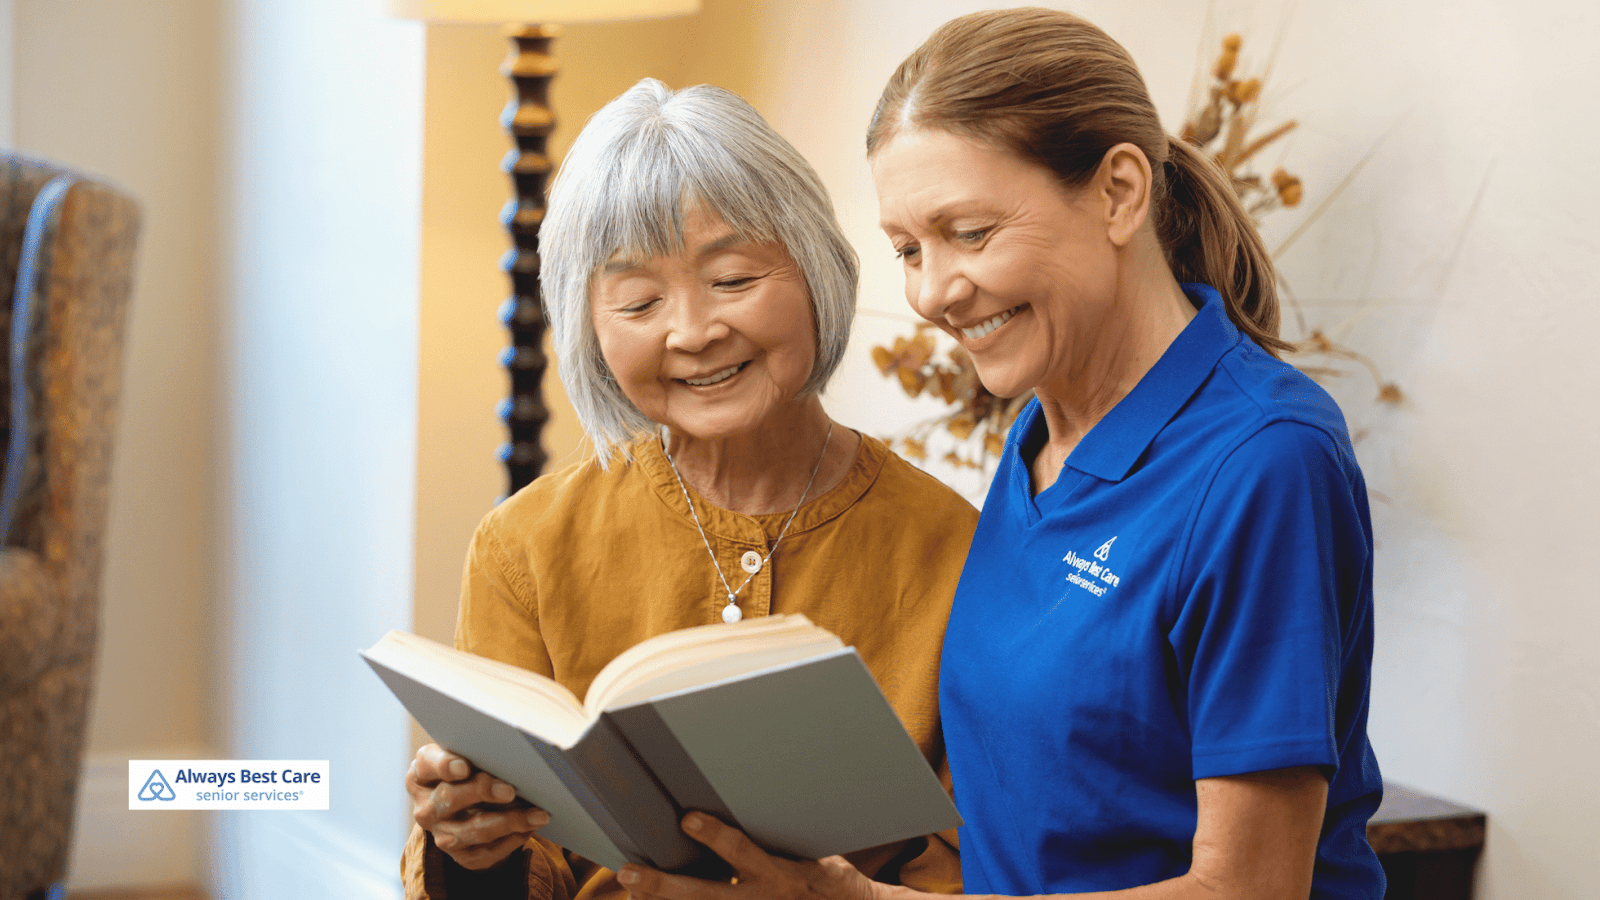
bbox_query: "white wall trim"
[68,748,212,891]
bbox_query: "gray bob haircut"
[542,78,859,467]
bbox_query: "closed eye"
[714,277,756,290]
[894,244,920,263]
[620,297,660,314]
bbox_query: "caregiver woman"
[619,8,1384,900]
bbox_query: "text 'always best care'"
[129,759,330,810]
[173,767,323,786]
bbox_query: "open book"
[361,615,962,873]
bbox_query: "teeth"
[961,307,1020,340]
[684,364,743,386]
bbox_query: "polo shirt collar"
[1063,283,1241,482]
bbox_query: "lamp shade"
[386,0,699,23]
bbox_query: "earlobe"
[1099,143,1152,247]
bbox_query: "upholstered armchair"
[0,154,139,900]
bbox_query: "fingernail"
[492,782,515,802]
[617,868,639,885]
[449,759,469,779]
[683,813,703,832]
[528,810,550,827]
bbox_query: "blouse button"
[740,550,763,573]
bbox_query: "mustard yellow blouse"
[403,433,977,900]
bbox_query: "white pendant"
[722,602,743,623]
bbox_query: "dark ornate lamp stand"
[496,24,557,495]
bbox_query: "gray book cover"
[605,648,963,859]
[364,643,961,873]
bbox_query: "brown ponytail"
[869,7,1291,357]
[1160,136,1292,355]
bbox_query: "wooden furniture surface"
[1367,782,1486,900]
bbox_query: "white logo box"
[129,759,330,810]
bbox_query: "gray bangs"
[542,78,859,469]
[580,120,786,265]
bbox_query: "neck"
[1031,258,1194,493]
[663,397,858,515]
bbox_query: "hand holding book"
[406,743,548,871]
[617,812,882,900]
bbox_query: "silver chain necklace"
[661,423,833,623]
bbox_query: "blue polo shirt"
[940,284,1384,898]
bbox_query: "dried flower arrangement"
[1184,33,1404,408]
[871,32,1400,472]
[869,332,1029,468]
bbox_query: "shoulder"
[1212,341,1355,456]
[1175,410,1372,593]
[479,442,655,547]
[1167,347,1371,565]
[1189,339,1365,504]
[1157,338,1362,493]
[857,434,980,529]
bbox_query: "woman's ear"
[1097,142,1153,247]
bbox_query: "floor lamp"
[388,0,701,495]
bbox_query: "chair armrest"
[0,546,59,690]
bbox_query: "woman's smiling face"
[871,128,1120,400]
[590,206,818,442]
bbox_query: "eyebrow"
[879,198,985,232]
[600,231,748,275]
[601,256,643,275]
[695,232,745,257]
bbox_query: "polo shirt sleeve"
[1168,419,1370,780]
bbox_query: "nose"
[663,288,731,354]
[908,247,973,324]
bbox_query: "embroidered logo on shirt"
[1064,537,1121,597]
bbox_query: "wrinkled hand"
[618,813,882,900]
[406,743,550,870]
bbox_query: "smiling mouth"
[959,306,1022,340]
[681,362,748,386]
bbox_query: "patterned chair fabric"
[0,153,139,900]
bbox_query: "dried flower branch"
[1181,33,1304,217]
[1181,32,1402,410]
[871,323,1030,470]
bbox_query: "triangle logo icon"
[138,769,176,801]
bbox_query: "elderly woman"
[398,79,975,900]
[620,9,1384,900]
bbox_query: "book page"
[584,615,842,714]
[364,630,589,747]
